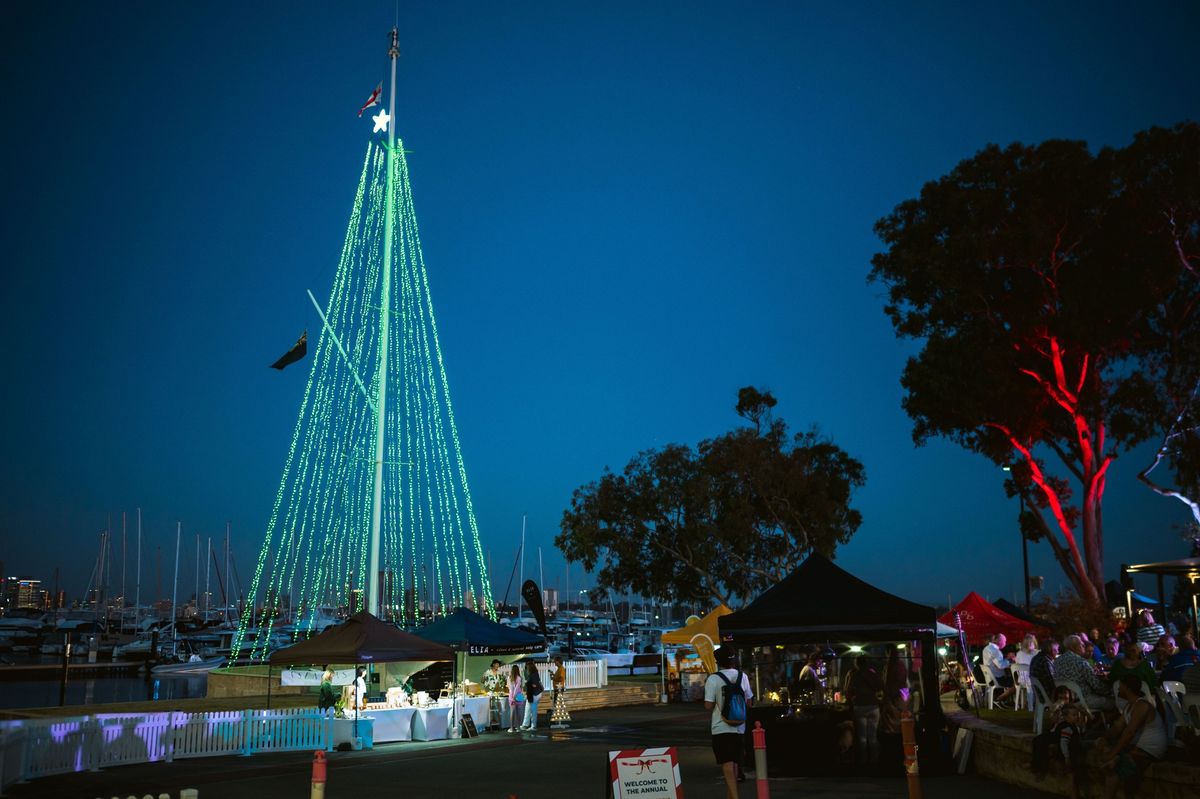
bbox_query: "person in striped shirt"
[1134,610,1165,651]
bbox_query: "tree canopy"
[555,388,865,607]
[869,122,1200,606]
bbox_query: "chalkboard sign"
[460,713,479,738]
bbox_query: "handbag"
[515,692,526,703]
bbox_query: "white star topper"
[372,108,391,134]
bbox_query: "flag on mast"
[270,330,307,370]
[358,81,383,117]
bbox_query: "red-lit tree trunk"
[986,335,1111,607]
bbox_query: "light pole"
[1003,466,1032,611]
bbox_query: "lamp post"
[1003,466,1032,611]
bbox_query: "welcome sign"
[607,747,682,798]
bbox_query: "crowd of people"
[974,609,1199,798]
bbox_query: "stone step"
[534,683,659,715]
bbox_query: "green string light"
[231,137,496,664]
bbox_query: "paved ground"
[9,704,1057,799]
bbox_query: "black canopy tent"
[993,597,1053,630]
[719,553,944,775]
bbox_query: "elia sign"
[607,747,682,798]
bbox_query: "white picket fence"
[536,658,607,690]
[0,708,330,793]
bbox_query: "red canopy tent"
[939,591,1047,646]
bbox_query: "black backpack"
[716,669,747,725]
[527,671,544,697]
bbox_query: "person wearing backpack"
[703,646,754,799]
[519,660,544,731]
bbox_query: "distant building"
[544,587,559,614]
[14,578,47,610]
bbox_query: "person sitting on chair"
[982,633,1017,708]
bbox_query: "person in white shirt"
[982,633,1016,707]
[353,666,368,710]
[704,647,754,799]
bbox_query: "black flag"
[270,330,307,370]
[521,579,547,637]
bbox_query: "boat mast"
[368,27,400,618]
[171,521,181,645]
[121,511,126,625]
[224,521,231,624]
[135,508,141,629]
[205,537,211,617]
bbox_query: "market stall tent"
[718,553,945,773]
[268,610,454,665]
[417,608,546,656]
[269,610,453,701]
[720,553,937,644]
[267,610,456,733]
[416,608,546,701]
[939,592,1046,646]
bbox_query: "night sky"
[3,2,1198,611]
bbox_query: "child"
[1032,702,1090,799]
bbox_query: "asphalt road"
[9,704,1056,799]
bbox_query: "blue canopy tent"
[417,608,546,733]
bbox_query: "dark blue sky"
[3,2,1197,610]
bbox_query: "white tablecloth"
[332,717,374,749]
[456,696,491,729]
[412,706,452,741]
[365,707,417,742]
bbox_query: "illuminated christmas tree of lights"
[231,44,493,662]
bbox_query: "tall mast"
[224,521,231,624]
[172,521,181,643]
[368,27,400,617]
[135,508,141,629]
[205,537,211,617]
[121,512,126,618]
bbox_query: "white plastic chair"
[1162,679,1186,702]
[1155,687,1189,746]
[1011,663,1031,711]
[1056,679,1106,728]
[979,666,998,710]
[1032,681,1051,734]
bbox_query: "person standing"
[520,660,544,731]
[353,666,368,710]
[704,646,754,799]
[506,663,523,733]
[318,666,337,713]
[842,654,882,766]
[482,659,505,693]
[550,655,572,726]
